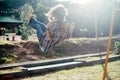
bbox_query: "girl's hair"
[45,4,68,21]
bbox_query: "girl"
[28,4,70,50]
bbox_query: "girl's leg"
[35,23,46,40]
[29,18,46,39]
[38,21,46,32]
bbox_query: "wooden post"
[70,22,75,38]
[102,8,115,80]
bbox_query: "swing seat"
[39,26,70,53]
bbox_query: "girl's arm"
[46,21,53,29]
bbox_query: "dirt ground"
[0,36,120,64]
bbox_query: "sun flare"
[56,0,94,4]
[70,0,93,4]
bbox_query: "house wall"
[0,33,21,41]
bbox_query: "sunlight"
[56,0,94,4]
[70,0,94,4]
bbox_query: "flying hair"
[45,4,68,21]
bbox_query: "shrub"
[114,41,120,55]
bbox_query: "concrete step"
[0,61,85,77]
[28,61,85,71]
[0,55,120,79]
[0,52,110,69]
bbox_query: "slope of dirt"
[0,37,120,64]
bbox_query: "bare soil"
[0,37,120,64]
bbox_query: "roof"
[0,16,23,24]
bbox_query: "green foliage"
[0,57,13,64]
[115,41,120,48]
[114,41,120,55]
[0,0,32,9]
[20,4,35,40]
[19,2,50,40]
[34,2,49,23]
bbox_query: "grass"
[21,60,120,80]
[0,41,11,45]
[0,57,13,63]
[0,67,23,74]
[77,53,119,61]
[0,40,38,45]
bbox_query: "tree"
[0,0,33,9]
[20,4,35,40]
[34,3,49,24]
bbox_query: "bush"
[114,41,120,55]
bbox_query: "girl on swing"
[28,4,71,52]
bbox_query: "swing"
[39,22,70,53]
[27,4,75,53]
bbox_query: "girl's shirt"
[47,20,70,39]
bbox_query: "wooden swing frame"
[102,8,120,80]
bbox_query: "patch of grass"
[22,60,120,80]
[0,57,13,64]
[0,67,23,74]
[77,53,119,61]
[45,46,65,57]
[0,41,11,45]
